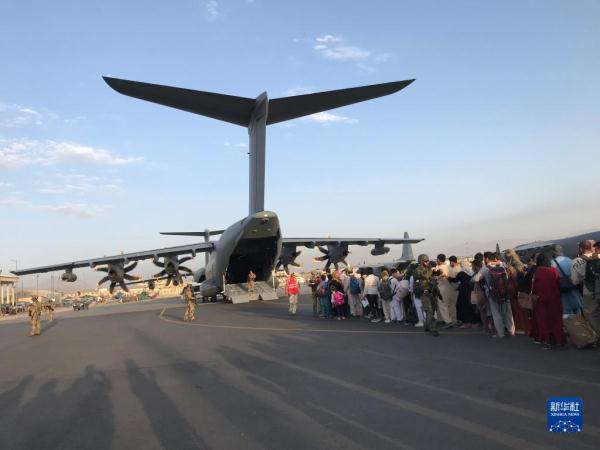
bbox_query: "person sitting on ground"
[530,253,566,349]
[473,251,515,338]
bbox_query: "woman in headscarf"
[448,261,481,328]
[505,248,532,335]
[530,253,566,349]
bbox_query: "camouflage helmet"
[417,254,429,264]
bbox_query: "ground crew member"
[285,273,300,315]
[247,270,256,293]
[412,254,440,336]
[182,284,196,321]
[28,295,43,336]
[45,302,54,321]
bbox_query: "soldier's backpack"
[349,277,361,295]
[487,265,510,303]
[584,258,600,300]
[378,278,393,301]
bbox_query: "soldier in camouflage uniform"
[182,284,196,322]
[45,302,54,322]
[28,295,43,336]
[412,254,440,336]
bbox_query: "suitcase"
[563,311,598,349]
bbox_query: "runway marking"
[158,307,476,335]
[246,349,557,450]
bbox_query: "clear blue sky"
[1,0,599,289]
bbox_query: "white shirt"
[363,274,380,295]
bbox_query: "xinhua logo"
[547,397,583,432]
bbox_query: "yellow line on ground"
[158,307,477,335]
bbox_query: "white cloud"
[0,181,15,188]
[203,0,221,20]
[0,103,45,128]
[223,141,248,148]
[312,35,390,71]
[0,198,108,219]
[283,87,312,96]
[0,138,143,168]
[304,112,358,125]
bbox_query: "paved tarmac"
[1,295,599,450]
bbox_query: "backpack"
[378,278,393,301]
[584,258,600,298]
[487,265,510,303]
[349,277,361,295]
[553,258,576,294]
[317,281,329,297]
[333,290,345,306]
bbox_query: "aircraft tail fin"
[266,80,414,124]
[103,77,415,127]
[103,77,255,127]
[401,232,415,261]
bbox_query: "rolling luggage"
[563,311,598,349]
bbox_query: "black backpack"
[553,258,576,293]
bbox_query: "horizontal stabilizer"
[266,80,415,125]
[103,77,415,127]
[103,77,255,127]
[160,230,225,237]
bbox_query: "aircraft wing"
[282,238,423,247]
[11,242,213,276]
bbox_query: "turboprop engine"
[153,255,193,286]
[313,244,350,270]
[276,246,302,272]
[95,261,140,294]
[371,242,391,256]
[60,269,77,282]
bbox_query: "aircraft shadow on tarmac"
[0,366,114,450]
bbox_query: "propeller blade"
[291,261,302,267]
[165,276,172,287]
[317,246,329,255]
[119,281,129,292]
[124,274,140,281]
[109,282,116,294]
[124,261,138,273]
[313,256,328,262]
[97,276,109,287]
[152,258,164,268]
[153,270,167,278]
[95,267,109,273]
[179,266,193,274]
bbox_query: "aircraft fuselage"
[197,211,281,297]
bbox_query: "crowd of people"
[287,240,600,349]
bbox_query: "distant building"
[0,273,18,306]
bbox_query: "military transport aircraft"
[13,76,422,302]
[513,230,600,261]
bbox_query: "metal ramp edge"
[224,281,278,304]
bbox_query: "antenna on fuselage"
[103,77,415,215]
